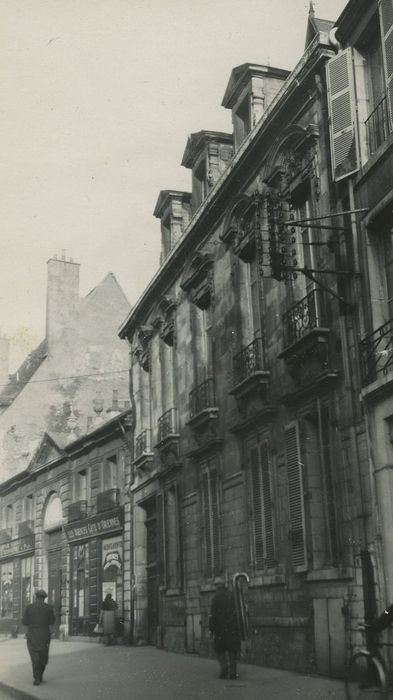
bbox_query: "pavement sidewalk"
[0,638,346,700]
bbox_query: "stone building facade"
[0,410,132,639]
[119,2,391,677]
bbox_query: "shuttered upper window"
[201,467,221,578]
[285,422,307,572]
[326,48,360,181]
[379,0,393,129]
[249,440,275,570]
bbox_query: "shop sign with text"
[0,534,35,560]
[64,509,123,543]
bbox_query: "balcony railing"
[233,338,264,386]
[135,429,152,459]
[97,488,120,513]
[360,318,393,385]
[282,289,322,348]
[365,94,391,157]
[189,377,216,418]
[157,408,178,443]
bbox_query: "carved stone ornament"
[180,252,214,310]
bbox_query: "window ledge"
[165,588,183,597]
[306,566,354,582]
[249,571,285,588]
[200,583,216,593]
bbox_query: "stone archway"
[42,493,64,635]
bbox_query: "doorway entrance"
[145,502,159,645]
[47,529,62,637]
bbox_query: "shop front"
[0,534,35,634]
[64,509,124,637]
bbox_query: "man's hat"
[35,589,47,599]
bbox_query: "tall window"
[201,463,221,578]
[247,435,275,570]
[285,406,338,573]
[383,226,393,319]
[0,562,13,618]
[247,257,261,338]
[21,557,34,612]
[24,495,34,522]
[165,486,181,589]
[71,543,89,619]
[102,455,122,491]
[202,306,213,376]
[74,469,89,502]
[5,504,14,536]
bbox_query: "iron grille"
[233,338,264,386]
[282,289,322,348]
[365,94,391,156]
[157,408,178,442]
[360,318,393,385]
[135,429,152,458]
[189,377,216,418]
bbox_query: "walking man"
[22,589,55,686]
[209,576,241,680]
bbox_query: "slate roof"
[0,339,47,410]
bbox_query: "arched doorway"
[43,493,64,636]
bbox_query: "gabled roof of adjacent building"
[304,3,335,49]
[0,339,47,410]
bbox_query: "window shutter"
[201,471,213,577]
[326,48,359,181]
[250,446,264,569]
[156,493,166,587]
[379,0,393,130]
[285,423,307,571]
[210,471,221,577]
[260,443,275,568]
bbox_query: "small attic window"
[161,215,171,260]
[234,95,251,149]
[194,157,207,205]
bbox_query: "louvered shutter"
[285,423,307,571]
[201,471,213,577]
[210,471,221,577]
[326,48,360,181]
[260,442,275,567]
[250,445,264,569]
[379,0,393,130]
[156,492,166,587]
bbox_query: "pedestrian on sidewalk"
[209,576,241,680]
[22,589,55,686]
[99,593,118,646]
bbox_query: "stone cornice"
[119,33,336,342]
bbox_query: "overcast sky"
[1,0,348,370]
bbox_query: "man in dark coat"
[209,577,241,680]
[22,589,55,686]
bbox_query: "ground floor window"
[71,543,89,619]
[101,536,123,612]
[0,561,13,618]
[21,556,34,614]
[200,461,221,579]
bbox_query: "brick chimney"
[46,251,80,353]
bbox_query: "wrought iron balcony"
[282,289,323,349]
[360,318,393,386]
[97,488,120,513]
[189,377,216,418]
[157,408,178,443]
[365,94,391,157]
[233,338,265,385]
[135,429,152,459]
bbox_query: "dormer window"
[153,190,191,264]
[234,95,251,149]
[161,215,171,261]
[194,158,207,204]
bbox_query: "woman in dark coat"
[99,593,118,646]
[22,589,55,686]
[209,577,240,680]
